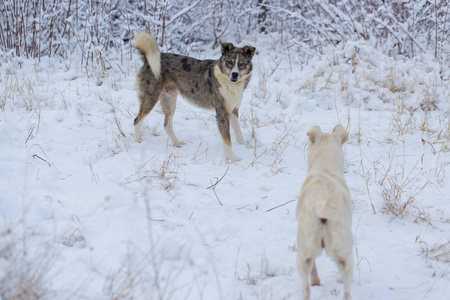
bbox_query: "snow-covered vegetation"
[1,1,449,299]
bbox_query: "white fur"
[223,143,239,162]
[296,125,353,300]
[230,113,248,147]
[213,65,247,113]
[134,32,161,79]
[160,87,182,146]
[134,122,143,143]
[213,65,251,161]
[230,54,240,81]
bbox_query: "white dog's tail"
[313,190,335,222]
[308,181,340,224]
[134,32,161,79]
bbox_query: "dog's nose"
[231,72,239,81]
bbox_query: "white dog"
[296,125,353,300]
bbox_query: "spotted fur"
[133,32,256,161]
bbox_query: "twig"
[360,151,377,214]
[33,154,51,167]
[266,199,295,212]
[210,185,223,206]
[207,165,229,206]
[25,126,35,144]
[268,54,280,77]
[421,138,436,155]
[32,144,60,173]
[422,264,450,300]
[206,165,229,190]
[237,204,251,210]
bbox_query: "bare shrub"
[1,1,447,74]
[377,159,429,222]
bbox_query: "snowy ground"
[1,37,449,300]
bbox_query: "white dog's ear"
[307,126,322,144]
[332,125,348,144]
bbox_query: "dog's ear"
[243,46,256,58]
[221,43,235,54]
[332,125,348,144]
[307,126,322,144]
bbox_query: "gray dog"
[133,32,256,161]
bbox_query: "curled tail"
[302,176,337,223]
[313,187,335,222]
[134,32,161,79]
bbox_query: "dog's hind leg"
[310,262,320,286]
[340,255,353,300]
[297,257,314,300]
[134,86,162,143]
[332,253,353,300]
[161,85,183,147]
[216,106,239,162]
[231,108,250,148]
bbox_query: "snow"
[1,36,449,300]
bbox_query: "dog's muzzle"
[230,72,239,82]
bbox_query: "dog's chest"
[214,66,245,112]
[219,83,244,111]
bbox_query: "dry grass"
[423,241,450,263]
[389,94,418,136]
[252,68,271,104]
[359,151,377,215]
[0,224,55,300]
[417,236,450,263]
[122,147,179,191]
[103,267,147,300]
[248,127,296,169]
[238,256,275,287]
[377,158,430,222]
[1,69,42,112]
[420,81,439,112]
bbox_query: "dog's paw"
[135,136,143,143]
[236,139,253,149]
[174,141,185,148]
[226,154,241,162]
[244,142,254,149]
[311,277,320,286]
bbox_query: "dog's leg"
[310,262,320,286]
[297,257,313,300]
[332,253,353,300]
[161,85,183,147]
[134,120,143,143]
[230,108,250,148]
[340,254,353,300]
[134,82,163,142]
[216,106,239,162]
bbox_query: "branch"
[207,165,230,206]
[266,199,295,212]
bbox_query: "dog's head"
[218,43,256,83]
[307,125,348,174]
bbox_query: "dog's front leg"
[231,108,251,149]
[216,107,239,162]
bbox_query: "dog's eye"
[239,62,246,67]
[227,60,233,66]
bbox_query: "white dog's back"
[296,125,353,300]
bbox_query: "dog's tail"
[134,32,161,79]
[306,178,338,223]
[315,199,336,225]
